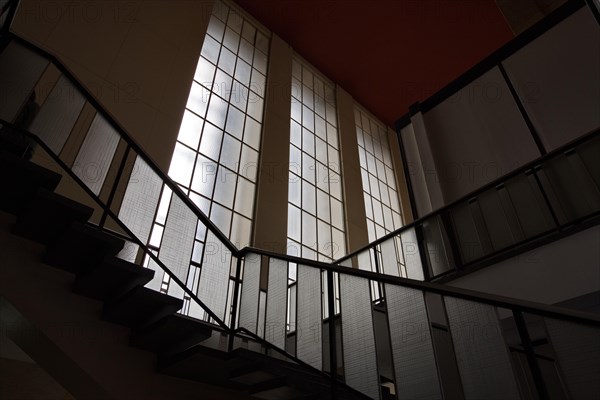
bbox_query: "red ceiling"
[235,0,514,127]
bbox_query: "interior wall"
[11,0,214,171]
[495,0,567,35]
[502,7,600,151]
[252,34,292,253]
[422,67,540,205]
[448,225,600,307]
[402,7,599,211]
[337,86,369,254]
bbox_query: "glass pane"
[239,253,261,333]
[197,231,233,322]
[386,285,441,399]
[30,76,86,154]
[178,110,203,149]
[339,274,380,399]
[545,317,600,399]
[265,258,288,348]
[296,265,322,369]
[168,143,196,186]
[191,155,217,198]
[73,114,119,195]
[118,157,163,260]
[445,297,520,399]
[159,195,197,297]
[213,166,237,209]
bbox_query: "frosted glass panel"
[380,237,400,276]
[73,114,120,195]
[445,297,519,399]
[265,258,288,349]
[239,253,261,334]
[296,264,322,369]
[197,231,233,322]
[545,318,600,399]
[401,228,424,280]
[30,76,86,154]
[159,196,197,299]
[339,274,380,399]
[386,285,440,399]
[118,157,163,261]
[0,41,48,122]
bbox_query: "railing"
[336,128,600,282]
[338,0,600,283]
[2,3,600,399]
[0,14,372,399]
[234,247,600,399]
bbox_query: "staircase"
[0,129,366,400]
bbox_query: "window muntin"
[287,57,346,262]
[355,106,403,242]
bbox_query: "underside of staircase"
[0,129,361,400]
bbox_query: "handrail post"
[228,256,243,352]
[326,269,338,399]
[513,310,550,400]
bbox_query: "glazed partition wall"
[234,249,600,399]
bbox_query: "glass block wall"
[287,56,346,262]
[167,0,269,248]
[355,106,404,242]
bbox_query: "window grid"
[287,56,346,263]
[354,106,403,242]
[148,0,270,317]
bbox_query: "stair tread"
[0,155,61,214]
[103,286,183,329]
[13,188,94,244]
[44,222,125,274]
[131,313,213,356]
[74,256,154,302]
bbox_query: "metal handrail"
[0,119,231,330]
[2,23,599,331]
[3,35,238,255]
[3,5,600,398]
[334,127,600,267]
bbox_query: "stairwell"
[0,133,363,400]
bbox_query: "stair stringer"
[0,210,252,400]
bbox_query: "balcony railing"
[336,128,600,282]
[1,2,599,399]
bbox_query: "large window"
[141,1,269,318]
[355,106,403,242]
[287,57,346,262]
[167,0,269,248]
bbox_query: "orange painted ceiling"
[234,0,514,127]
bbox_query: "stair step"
[0,126,35,158]
[159,344,259,389]
[44,222,124,274]
[103,286,183,330]
[130,314,212,357]
[0,154,61,215]
[13,188,93,245]
[74,257,154,302]
[251,384,309,400]
[247,376,290,396]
